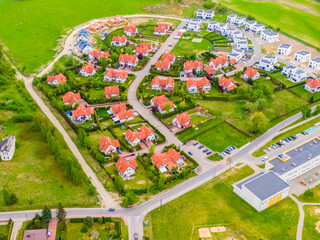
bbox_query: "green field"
[303,205,320,240]
[171,37,212,56]
[296,183,320,203]
[221,0,320,48]
[0,0,163,73]
[144,165,299,240]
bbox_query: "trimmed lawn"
[208,153,223,161]
[303,205,320,240]
[171,37,212,56]
[190,114,207,125]
[88,89,105,101]
[144,165,299,240]
[252,116,320,157]
[0,0,163,73]
[290,85,320,102]
[196,123,251,152]
[296,183,320,203]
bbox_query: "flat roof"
[268,137,320,176]
[237,171,289,200]
[23,229,47,240]
[279,43,292,49]
[296,50,311,56]
[311,57,320,63]
[262,29,278,36]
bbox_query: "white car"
[48,230,52,237]
[261,156,269,161]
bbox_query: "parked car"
[301,131,307,135]
[206,151,212,155]
[219,152,226,157]
[193,141,199,146]
[118,149,122,154]
[108,208,115,212]
[48,230,52,237]
[198,145,204,149]
[188,151,193,155]
[261,156,269,161]
[203,149,208,153]
[231,145,236,149]
[224,150,231,155]
[134,233,138,240]
[284,138,290,143]
[292,135,297,140]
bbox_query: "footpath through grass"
[144,165,299,240]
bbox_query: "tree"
[149,144,156,154]
[2,189,11,206]
[84,216,94,228]
[250,112,269,134]
[41,205,52,223]
[56,203,66,222]
[121,191,139,207]
[114,176,125,194]
[301,105,311,119]
[100,57,108,67]
[303,189,314,198]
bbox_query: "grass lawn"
[290,85,320,102]
[144,165,299,240]
[208,153,223,161]
[0,0,163,73]
[196,123,251,152]
[220,0,320,48]
[0,224,10,239]
[252,116,320,157]
[270,72,300,87]
[171,37,212,56]
[303,205,320,240]
[190,114,207,125]
[88,88,105,101]
[296,183,320,203]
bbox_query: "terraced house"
[151,148,184,173]
[187,77,211,93]
[151,76,174,91]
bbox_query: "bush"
[81,226,88,233]
[11,113,33,122]
[84,216,94,228]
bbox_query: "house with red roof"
[88,22,104,32]
[205,65,214,75]
[104,69,128,83]
[172,112,193,129]
[89,49,110,61]
[187,77,211,93]
[150,95,176,114]
[151,76,174,92]
[135,46,150,57]
[305,78,320,93]
[80,63,96,77]
[124,24,137,36]
[107,103,127,116]
[71,104,94,123]
[115,157,138,180]
[111,35,127,47]
[46,73,66,86]
[99,136,120,155]
[119,54,138,68]
[184,61,203,74]
[162,53,175,63]
[156,58,171,71]
[209,56,229,70]
[243,67,260,80]
[104,86,120,99]
[112,109,134,123]
[219,76,237,92]
[62,92,81,107]
[151,148,184,173]
[154,23,170,35]
[140,43,153,50]
[124,125,156,146]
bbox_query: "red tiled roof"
[110,103,126,115]
[99,136,120,151]
[82,63,95,74]
[124,124,154,143]
[119,54,138,64]
[115,157,137,174]
[100,51,110,59]
[104,86,119,98]
[112,35,127,43]
[209,55,228,68]
[135,46,149,55]
[124,24,137,34]
[140,43,152,50]
[105,69,128,80]
[72,104,94,118]
[306,78,320,89]
[151,148,181,170]
[187,77,211,89]
[62,91,81,105]
[244,67,259,78]
[158,23,170,29]
[151,95,170,107]
[219,76,237,91]
[117,109,134,120]
[174,112,192,128]
[230,59,237,65]
[151,76,174,89]
[90,49,103,59]
[205,65,214,75]
[156,58,170,69]
[154,26,167,33]
[184,61,203,71]
[46,73,66,83]
[162,53,175,62]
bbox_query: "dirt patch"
[137,180,145,184]
[315,221,320,233]
[198,228,211,238]
[105,162,113,167]
[127,17,153,26]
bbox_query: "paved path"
[10,220,23,240]
[47,219,58,240]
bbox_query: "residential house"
[187,77,211,93]
[227,14,237,23]
[75,39,93,54]
[294,50,311,63]
[88,22,104,32]
[245,20,257,30]
[219,76,237,92]
[207,21,219,31]
[150,95,176,114]
[104,69,128,83]
[112,109,134,123]
[209,55,229,70]
[0,135,15,161]
[243,67,260,80]
[80,63,96,77]
[184,60,203,74]
[187,19,202,32]
[76,29,90,41]
[115,157,138,180]
[217,23,228,34]
[260,29,279,43]
[124,24,137,36]
[305,78,320,93]
[278,44,292,56]
[119,54,138,68]
[252,24,265,34]
[258,55,277,71]
[154,23,170,35]
[156,58,171,71]
[107,103,126,116]
[227,48,244,62]
[99,136,120,155]
[172,112,193,129]
[234,17,246,26]
[62,92,81,107]
[23,229,47,240]
[234,36,248,50]
[281,65,298,77]
[104,86,120,99]
[111,35,127,47]
[151,148,184,173]
[46,73,66,86]
[89,49,110,61]
[282,65,307,83]
[196,9,205,19]
[309,57,320,70]
[124,125,156,146]
[162,53,176,63]
[205,65,214,75]
[71,104,94,123]
[205,10,215,19]
[135,46,150,57]
[151,76,174,91]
